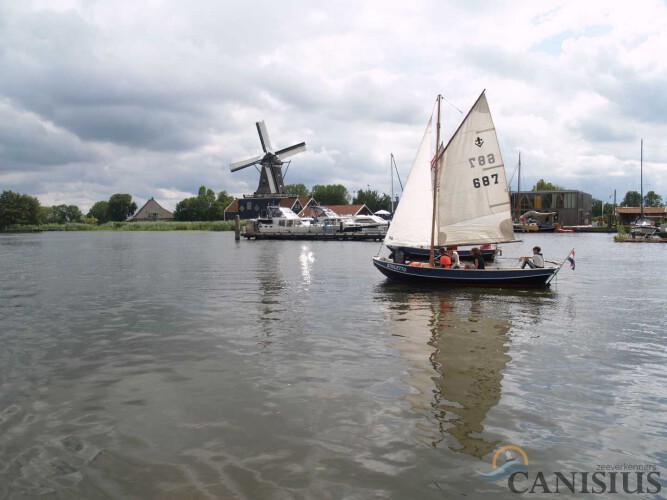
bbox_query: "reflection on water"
[387,291,512,457]
[299,245,315,288]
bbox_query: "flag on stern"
[567,249,576,270]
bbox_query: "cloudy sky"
[1,0,666,211]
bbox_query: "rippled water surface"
[0,231,665,499]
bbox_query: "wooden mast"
[640,139,644,220]
[516,152,521,222]
[390,153,395,215]
[429,95,442,267]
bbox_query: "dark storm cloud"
[0,101,97,170]
[0,5,272,154]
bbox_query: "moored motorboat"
[629,218,656,238]
[242,205,386,240]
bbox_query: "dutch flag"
[567,249,576,270]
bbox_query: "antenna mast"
[429,95,442,267]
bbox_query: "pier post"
[234,216,240,241]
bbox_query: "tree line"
[2,182,663,230]
[0,183,395,230]
[0,191,139,229]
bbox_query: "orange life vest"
[439,254,452,269]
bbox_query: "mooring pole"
[234,215,240,241]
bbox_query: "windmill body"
[230,121,306,196]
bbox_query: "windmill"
[230,121,306,196]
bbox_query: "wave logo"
[477,445,529,482]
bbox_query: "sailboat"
[373,91,570,288]
[629,140,657,238]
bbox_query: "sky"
[1,0,666,212]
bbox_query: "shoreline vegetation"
[1,220,236,233]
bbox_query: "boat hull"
[372,257,558,288]
[629,226,657,237]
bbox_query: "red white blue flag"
[567,249,576,270]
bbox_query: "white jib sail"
[436,92,515,246]
[384,117,434,249]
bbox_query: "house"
[615,206,666,226]
[509,190,593,226]
[130,197,174,222]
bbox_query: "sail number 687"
[473,174,499,188]
[468,154,496,168]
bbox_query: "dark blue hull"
[372,257,559,288]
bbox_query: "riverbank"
[1,220,236,232]
[614,235,667,243]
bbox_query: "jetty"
[243,231,385,241]
[614,236,667,243]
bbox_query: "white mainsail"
[436,92,515,246]
[384,118,434,249]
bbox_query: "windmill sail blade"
[256,121,273,153]
[263,165,278,193]
[276,142,306,160]
[230,155,262,172]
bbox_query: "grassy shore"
[2,221,236,232]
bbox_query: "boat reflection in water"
[386,291,512,458]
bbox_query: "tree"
[174,185,228,221]
[620,191,641,207]
[591,198,614,223]
[173,197,197,221]
[107,194,137,222]
[311,184,350,205]
[212,190,235,220]
[87,201,110,224]
[353,188,392,212]
[531,179,565,191]
[206,190,235,221]
[45,204,83,224]
[0,190,43,229]
[284,183,309,197]
[644,191,663,208]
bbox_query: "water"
[0,231,665,499]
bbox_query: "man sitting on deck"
[446,247,461,269]
[520,246,545,269]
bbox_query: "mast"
[390,153,395,214]
[613,189,616,227]
[516,152,521,221]
[429,95,442,267]
[640,139,644,219]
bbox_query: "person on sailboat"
[520,246,545,269]
[468,247,485,269]
[438,248,452,268]
[445,247,461,269]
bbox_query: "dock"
[243,231,385,241]
[562,226,615,233]
[614,236,667,243]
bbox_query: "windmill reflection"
[389,292,511,457]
